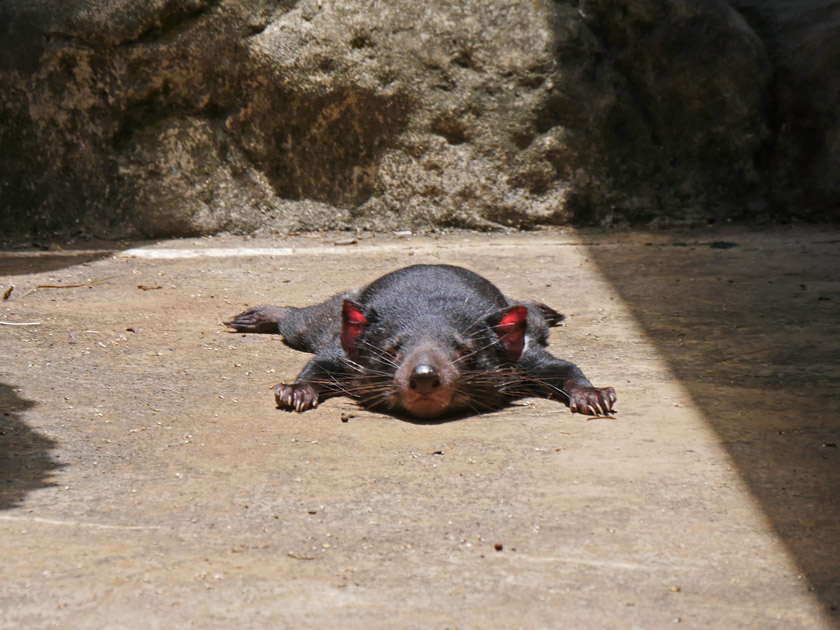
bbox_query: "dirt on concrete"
[0,226,838,629]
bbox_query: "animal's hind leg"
[225,305,291,334]
[277,292,356,353]
[226,291,353,353]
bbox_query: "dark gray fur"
[226,264,616,418]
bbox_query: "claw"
[569,386,617,416]
[275,383,318,413]
[225,305,289,334]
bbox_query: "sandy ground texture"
[0,226,838,629]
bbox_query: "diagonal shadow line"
[584,229,840,620]
[0,383,64,510]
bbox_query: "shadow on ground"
[585,230,840,618]
[0,240,126,277]
[0,383,64,510]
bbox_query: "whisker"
[357,340,401,369]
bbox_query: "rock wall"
[0,0,837,237]
[729,0,840,220]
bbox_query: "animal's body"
[226,264,616,419]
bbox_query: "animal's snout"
[409,363,441,396]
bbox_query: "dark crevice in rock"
[350,33,375,49]
[430,118,467,145]
[244,21,272,37]
[122,0,222,47]
[451,49,475,70]
[112,93,175,151]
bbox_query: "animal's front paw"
[275,383,319,412]
[568,386,616,416]
[225,305,290,333]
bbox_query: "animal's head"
[340,300,529,418]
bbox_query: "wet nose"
[409,364,441,396]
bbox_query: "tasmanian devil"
[225,264,616,419]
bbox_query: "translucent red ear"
[341,300,368,357]
[493,305,528,361]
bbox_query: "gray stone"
[730,0,840,219]
[0,0,836,237]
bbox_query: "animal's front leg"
[520,349,617,416]
[566,384,617,416]
[275,382,320,412]
[274,353,349,413]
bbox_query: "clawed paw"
[275,383,319,413]
[225,305,289,333]
[568,386,616,416]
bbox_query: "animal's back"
[359,264,510,326]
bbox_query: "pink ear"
[494,305,528,361]
[341,300,368,356]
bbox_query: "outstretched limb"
[529,301,566,327]
[226,292,353,353]
[519,348,616,416]
[225,305,290,334]
[274,351,354,413]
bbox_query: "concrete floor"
[0,226,837,629]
